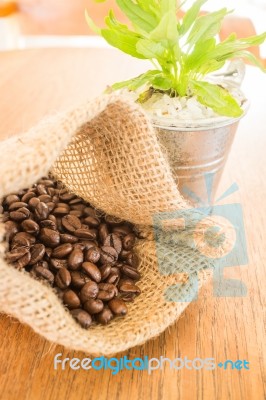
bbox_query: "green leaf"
[185,38,216,70]
[160,0,178,16]
[179,0,207,36]
[116,0,157,33]
[136,39,166,60]
[234,50,266,72]
[111,70,162,91]
[101,29,146,58]
[187,8,230,49]
[85,9,101,34]
[151,75,173,90]
[191,80,243,117]
[149,10,179,43]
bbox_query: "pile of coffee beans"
[1,177,141,329]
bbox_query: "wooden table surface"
[0,48,265,400]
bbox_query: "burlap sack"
[0,93,214,355]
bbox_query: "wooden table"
[0,48,265,400]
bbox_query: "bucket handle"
[211,60,246,88]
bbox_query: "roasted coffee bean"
[104,234,122,254]
[28,197,40,209]
[38,194,52,203]
[60,233,78,244]
[52,243,73,259]
[45,247,53,259]
[53,207,69,216]
[9,201,28,211]
[10,207,30,221]
[69,210,83,218]
[119,282,141,295]
[1,212,9,222]
[40,219,57,230]
[96,307,113,325]
[12,232,35,246]
[28,244,45,265]
[47,187,55,196]
[4,194,20,206]
[63,290,81,309]
[79,240,97,250]
[112,224,132,237]
[59,193,76,202]
[74,229,97,240]
[61,215,81,233]
[125,251,139,269]
[13,251,31,270]
[36,184,47,195]
[83,216,100,228]
[80,281,99,302]
[108,298,127,316]
[81,262,101,283]
[21,191,36,203]
[100,246,118,265]
[4,221,19,241]
[50,258,68,270]
[70,203,86,212]
[85,246,101,263]
[48,214,57,223]
[39,179,54,187]
[70,309,92,329]
[6,247,29,262]
[105,268,120,285]
[70,271,91,289]
[69,197,82,205]
[68,247,84,270]
[0,205,3,214]
[98,223,109,243]
[83,207,98,218]
[35,202,49,220]
[21,219,39,235]
[121,265,141,280]
[36,260,49,269]
[56,218,64,232]
[83,299,104,315]
[122,233,136,251]
[97,283,117,301]
[47,202,55,213]
[39,228,60,248]
[35,266,54,284]
[100,264,112,280]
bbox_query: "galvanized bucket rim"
[151,99,250,132]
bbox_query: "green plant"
[86,0,266,117]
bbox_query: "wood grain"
[0,48,265,400]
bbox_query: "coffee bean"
[60,233,78,244]
[122,233,136,250]
[10,207,30,221]
[74,229,97,240]
[45,247,53,259]
[61,215,81,233]
[69,198,82,205]
[85,246,101,263]
[125,251,139,269]
[4,194,20,206]
[50,258,68,270]
[35,266,54,284]
[70,204,86,212]
[21,192,36,203]
[97,283,117,301]
[9,201,28,211]
[39,228,60,248]
[112,224,132,237]
[21,219,39,235]
[70,271,91,289]
[119,282,141,295]
[6,247,29,262]
[13,251,31,270]
[104,234,122,254]
[69,210,83,218]
[53,207,69,216]
[68,248,84,270]
[83,207,98,218]
[108,298,127,316]
[12,232,36,246]
[105,268,120,285]
[36,184,47,195]
[83,299,104,314]
[80,281,99,302]
[38,194,52,203]
[81,262,101,283]
[35,202,49,220]
[29,244,45,265]
[98,223,109,243]
[70,309,92,329]
[40,219,57,230]
[100,246,118,265]
[4,221,19,241]
[28,197,40,209]
[47,202,55,213]
[100,264,112,280]
[96,307,113,325]
[52,243,73,259]
[121,265,141,280]
[59,193,76,202]
[83,216,100,228]
[63,290,81,309]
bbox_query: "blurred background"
[0,0,265,61]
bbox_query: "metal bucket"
[153,62,247,205]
